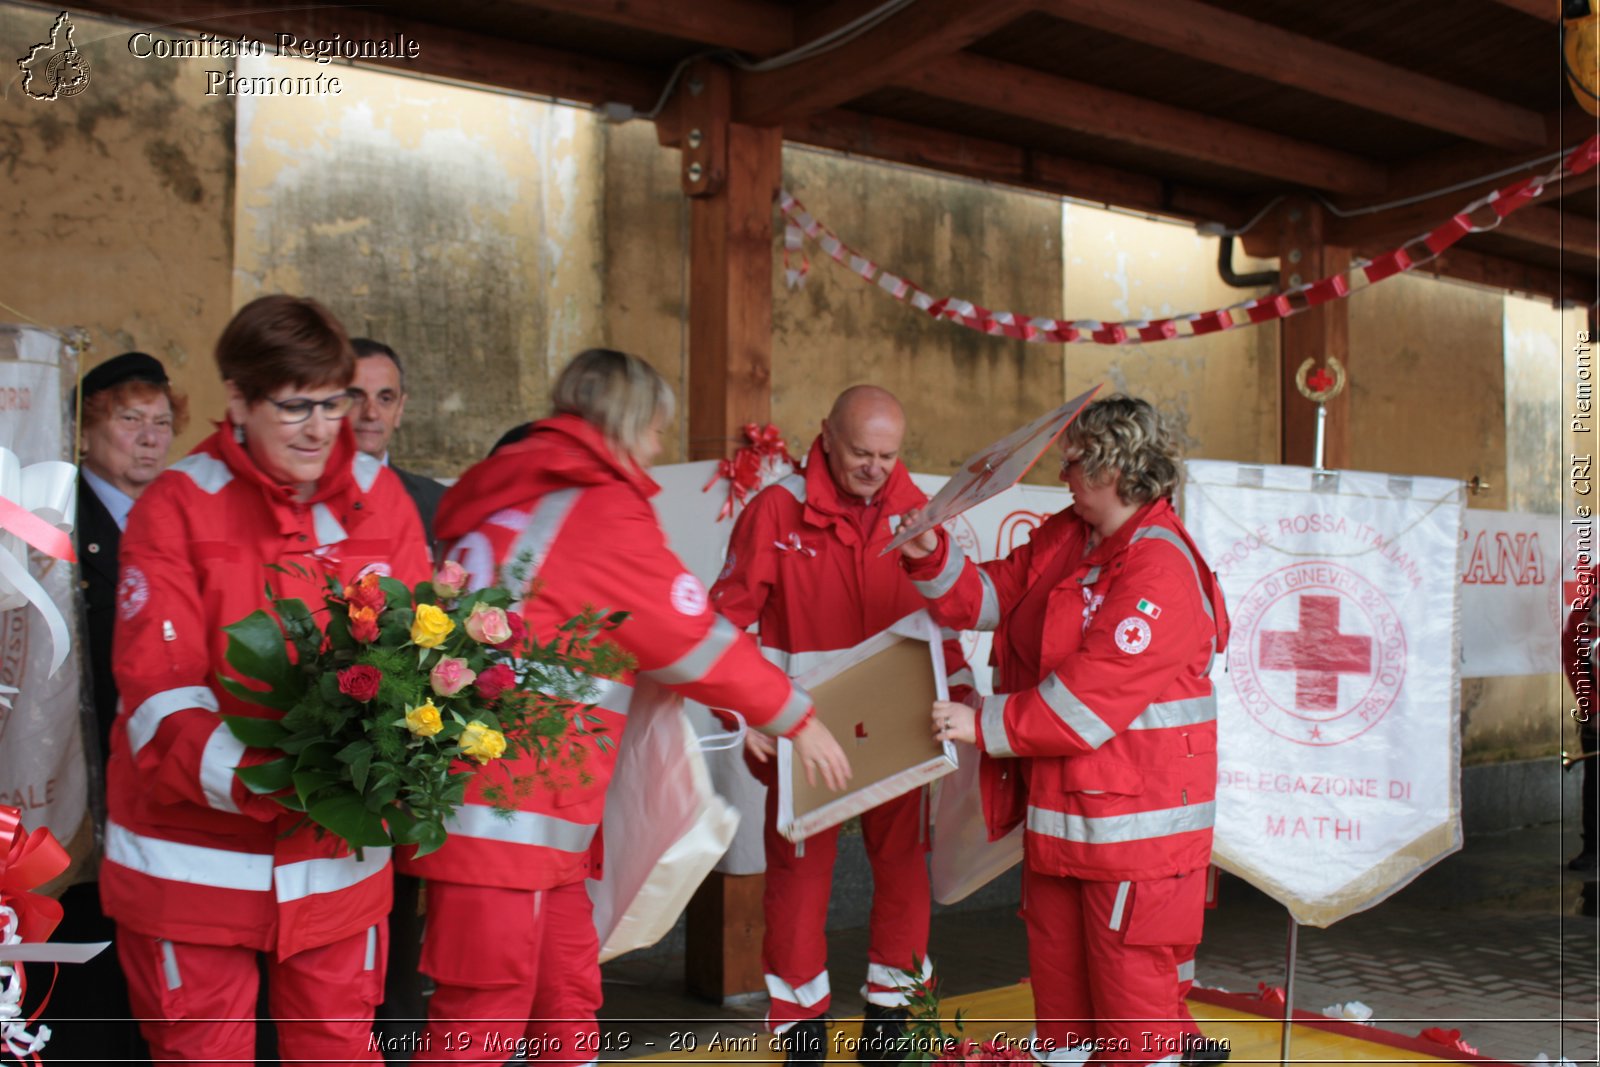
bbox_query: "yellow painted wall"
[0,5,235,456]
[231,56,607,477]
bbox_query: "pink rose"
[432,560,469,598]
[338,665,382,703]
[464,603,513,645]
[475,663,516,702]
[429,656,477,697]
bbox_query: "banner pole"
[1312,401,1327,472]
[1280,913,1299,1067]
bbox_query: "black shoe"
[1182,1035,1231,1066]
[858,1005,910,1064]
[782,1017,830,1067]
[1568,848,1597,874]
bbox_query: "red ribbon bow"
[0,806,67,947]
[702,423,797,521]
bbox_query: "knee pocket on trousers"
[1123,869,1206,947]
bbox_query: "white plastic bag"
[929,740,1022,904]
[589,678,740,962]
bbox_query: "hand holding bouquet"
[220,562,630,856]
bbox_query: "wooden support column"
[1277,200,1351,468]
[659,60,781,1001]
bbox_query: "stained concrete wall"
[0,5,235,456]
[232,56,607,477]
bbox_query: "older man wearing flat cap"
[54,350,185,1062]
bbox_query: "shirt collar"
[82,467,135,532]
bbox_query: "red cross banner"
[1183,461,1465,926]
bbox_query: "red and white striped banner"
[780,134,1600,346]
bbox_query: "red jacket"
[101,422,430,958]
[906,497,1227,882]
[711,436,976,701]
[401,414,815,892]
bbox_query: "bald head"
[821,385,906,500]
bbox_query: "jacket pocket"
[1059,757,1146,796]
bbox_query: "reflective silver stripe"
[976,570,1001,630]
[862,956,933,1007]
[939,626,961,641]
[1130,526,1215,632]
[913,538,967,599]
[169,452,233,494]
[766,968,829,1011]
[947,667,977,691]
[159,940,182,990]
[198,724,244,813]
[105,821,273,891]
[534,670,633,716]
[759,644,836,679]
[1080,565,1102,585]
[1127,695,1217,730]
[981,693,1014,758]
[444,803,597,853]
[364,925,379,971]
[1037,673,1115,750]
[1026,800,1216,845]
[352,451,383,492]
[274,849,391,903]
[772,473,807,504]
[128,686,219,755]
[646,614,740,685]
[1108,880,1131,929]
[311,502,347,547]
[764,684,813,737]
[500,487,582,598]
[1176,959,1196,984]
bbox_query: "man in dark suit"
[350,338,446,555]
[58,351,185,1061]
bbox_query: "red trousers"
[761,784,931,1032]
[1020,866,1206,1065]
[116,923,385,1065]
[415,881,603,1065]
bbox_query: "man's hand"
[790,718,852,792]
[931,699,977,745]
[745,729,777,763]
[898,508,941,561]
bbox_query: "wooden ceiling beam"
[518,0,793,56]
[1044,0,1549,152]
[1384,244,1597,304]
[1486,0,1563,22]
[68,0,659,108]
[784,108,1252,227]
[731,0,1035,125]
[895,52,1387,196]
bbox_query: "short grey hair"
[551,348,675,464]
[1061,394,1182,505]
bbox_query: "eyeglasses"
[266,391,357,424]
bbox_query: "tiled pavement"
[600,821,1598,1064]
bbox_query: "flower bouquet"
[895,959,1034,1065]
[220,561,630,857]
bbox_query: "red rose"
[343,573,387,613]
[475,664,516,701]
[491,610,527,651]
[349,605,380,643]
[338,665,382,703]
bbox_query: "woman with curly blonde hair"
[901,394,1231,1066]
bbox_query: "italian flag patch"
[1136,598,1162,619]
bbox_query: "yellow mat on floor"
[631,983,1478,1064]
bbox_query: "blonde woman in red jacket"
[104,295,431,1063]
[901,395,1229,1067]
[404,348,851,1064]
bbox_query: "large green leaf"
[217,674,297,712]
[335,740,374,794]
[222,610,304,699]
[223,715,289,748]
[275,598,323,662]
[235,758,293,794]
[407,816,448,859]
[292,769,342,805]
[307,791,391,850]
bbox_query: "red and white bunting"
[778,133,1600,346]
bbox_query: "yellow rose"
[404,702,443,738]
[460,720,507,765]
[410,603,455,648]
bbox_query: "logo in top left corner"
[17,11,92,101]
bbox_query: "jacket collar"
[1078,498,1172,567]
[209,416,361,515]
[799,435,919,531]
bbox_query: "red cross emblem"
[1258,595,1373,711]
